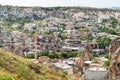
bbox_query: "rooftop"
[54,62,72,69]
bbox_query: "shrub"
[26,54,35,59]
[0,75,13,80]
[48,53,57,59]
[60,52,68,58]
[69,52,78,57]
[103,61,110,67]
[42,52,49,56]
[62,70,68,75]
[93,59,99,63]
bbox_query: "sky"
[0,0,120,8]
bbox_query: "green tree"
[48,53,57,59]
[103,61,110,67]
[69,52,78,57]
[61,35,67,40]
[98,37,111,48]
[60,52,68,58]
[42,51,49,56]
[26,54,35,59]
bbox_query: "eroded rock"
[77,44,93,74]
[108,39,120,80]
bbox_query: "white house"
[53,62,73,74]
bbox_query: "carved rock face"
[84,44,93,61]
[108,39,119,59]
[77,44,93,73]
[108,39,120,80]
[13,44,26,57]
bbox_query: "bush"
[17,64,35,80]
[62,70,68,75]
[97,37,111,48]
[42,52,49,56]
[61,35,67,40]
[93,59,99,63]
[69,52,78,57]
[26,54,35,59]
[98,26,117,34]
[93,52,99,57]
[58,55,62,59]
[0,75,13,80]
[103,61,110,67]
[105,53,109,59]
[48,53,57,59]
[60,52,68,58]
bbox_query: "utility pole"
[34,31,37,59]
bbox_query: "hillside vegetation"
[0,49,67,80]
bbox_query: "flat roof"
[84,61,92,64]
[54,62,72,69]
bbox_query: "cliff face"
[108,40,120,80]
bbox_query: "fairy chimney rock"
[108,39,120,80]
[108,39,119,59]
[77,44,93,74]
[83,44,93,61]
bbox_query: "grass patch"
[0,49,67,80]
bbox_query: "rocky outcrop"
[108,39,119,59]
[108,39,120,80]
[77,44,93,74]
[13,44,26,57]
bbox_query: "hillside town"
[0,5,120,80]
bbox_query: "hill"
[111,7,120,10]
[0,5,120,60]
[0,49,67,80]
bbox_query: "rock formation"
[13,44,27,57]
[77,44,93,74]
[108,39,119,59]
[108,39,120,80]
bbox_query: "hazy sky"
[0,0,120,8]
